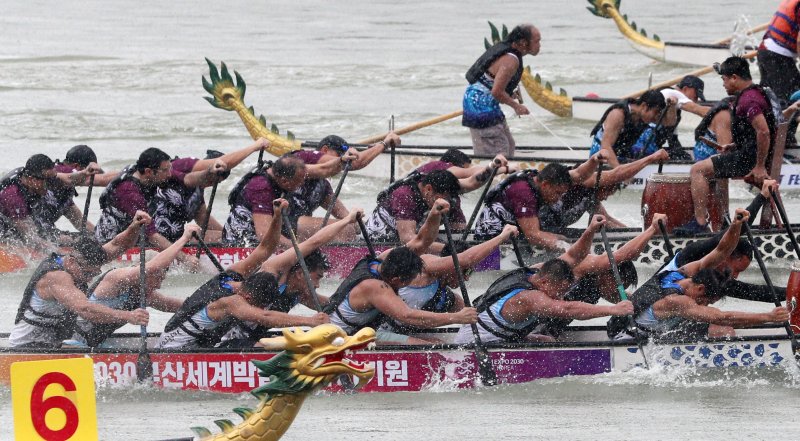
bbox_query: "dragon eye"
[331,337,345,346]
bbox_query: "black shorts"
[757,49,800,102]
[711,148,757,179]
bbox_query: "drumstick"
[699,136,733,151]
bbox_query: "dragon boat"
[0,326,793,396]
[585,0,761,66]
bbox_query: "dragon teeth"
[367,342,377,350]
[313,357,326,368]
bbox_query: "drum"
[786,262,800,335]
[641,173,728,232]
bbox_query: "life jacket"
[694,97,734,142]
[465,42,524,96]
[14,254,84,340]
[324,257,386,331]
[485,169,539,206]
[538,184,593,230]
[0,168,43,219]
[590,99,648,159]
[74,270,142,348]
[540,274,604,336]
[376,169,424,206]
[730,84,779,153]
[98,164,152,222]
[227,161,276,208]
[473,267,541,342]
[385,280,458,335]
[217,283,300,347]
[763,0,800,53]
[162,271,246,347]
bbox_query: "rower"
[419,149,512,192]
[364,169,463,253]
[462,23,541,158]
[34,145,112,242]
[8,211,152,348]
[539,213,668,338]
[589,89,667,167]
[472,162,572,252]
[653,75,709,157]
[95,147,222,268]
[151,138,274,243]
[608,208,789,341]
[0,154,58,250]
[538,149,669,233]
[679,56,781,235]
[218,210,363,348]
[325,200,478,345]
[382,224,520,339]
[282,133,389,242]
[455,215,633,344]
[157,199,328,350]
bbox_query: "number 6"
[30,372,79,441]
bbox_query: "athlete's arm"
[232,199,286,276]
[103,211,151,261]
[654,294,788,327]
[364,280,477,328]
[516,290,633,320]
[422,225,518,277]
[219,295,329,328]
[686,208,748,275]
[43,272,148,325]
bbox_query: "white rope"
[523,113,575,151]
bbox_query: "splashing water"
[729,15,760,56]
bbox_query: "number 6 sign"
[10,357,98,441]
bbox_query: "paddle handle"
[196,181,219,259]
[355,213,377,259]
[81,174,95,232]
[657,219,674,259]
[281,212,323,312]
[461,159,502,241]
[769,188,800,260]
[588,163,603,227]
[138,228,147,320]
[510,234,527,268]
[322,161,351,227]
[192,232,225,273]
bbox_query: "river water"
[3,0,800,440]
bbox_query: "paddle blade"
[474,345,498,386]
[137,350,153,382]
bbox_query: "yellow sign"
[11,357,98,441]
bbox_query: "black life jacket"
[590,99,648,159]
[538,184,593,230]
[324,257,387,331]
[730,84,779,152]
[465,42,524,96]
[75,270,142,348]
[540,274,604,337]
[473,267,542,342]
[163,271,246,347]
[694,97,734,142]
[376,169,424,206]
[14,254,85,340]
[385,280,458,335]
[98,164,154,214]
[227,161,276,208]
[0,168,43,220]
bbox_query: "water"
[1,1,797,440]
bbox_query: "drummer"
[589,90,667,168]
[455,215,633,344]
[608,208,789,341]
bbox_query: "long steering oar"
[600,225,650,368]
[356,110,463,145]
[192,232,225,273]
[769,188,800,260]
[442,213,498,386]
[738,215,800,359]
[81,175,94,231]
[461,159,502,241]
[322,161,351,228]
[281,212,324,312]
[136,228,153,382]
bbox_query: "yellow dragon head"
[255,325,376,394]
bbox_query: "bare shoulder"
[355,279,394,296]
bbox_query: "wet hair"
[72,234,108,266]
[731,238,754,260]
[65,145,97,168]
[290,250,331,275]
[23,154,55,178]
[439,149,471,168]
[691,268,728,301]
[618,260,638,289]
[537,163,572,186]
[539,258,575,284]
[504,24,534,44]
[635,89,667,110]
[440,240,470,258]
[135,148,170,173]
[715,56,752,80]
[420,170,461,198]
[381,247,424,284]
[242,271,279,308]
[273,154,306,179]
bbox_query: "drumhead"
[646,173,690,184]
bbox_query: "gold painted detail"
[586,0,664,51]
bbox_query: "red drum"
[786,262,800,335]
[641,173,728,232]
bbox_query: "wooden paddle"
[442,213,498,386]
[600,225,649,368]
[136,228,153,382]
[737,214,800,360]
[389,115,396,183]
[657,219,675,259]
[461,159,502,241]
[281,212,324,312]
[356,110,463,145]
[195,180,219,259]
[769,188,800,259]
[622,51,757,100]
[81,175,94,232]
[322,161,351,228]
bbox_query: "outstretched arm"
[685,208,748,275]
[656,295,788,327]
[405,199,450,255]
[557,215,605,268]
[103,211,150,261]
[423,224,518,277]
[231,199,286,276]
[349,133,400,171]
[193,138,268,172]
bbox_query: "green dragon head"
[253,325,377,398]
